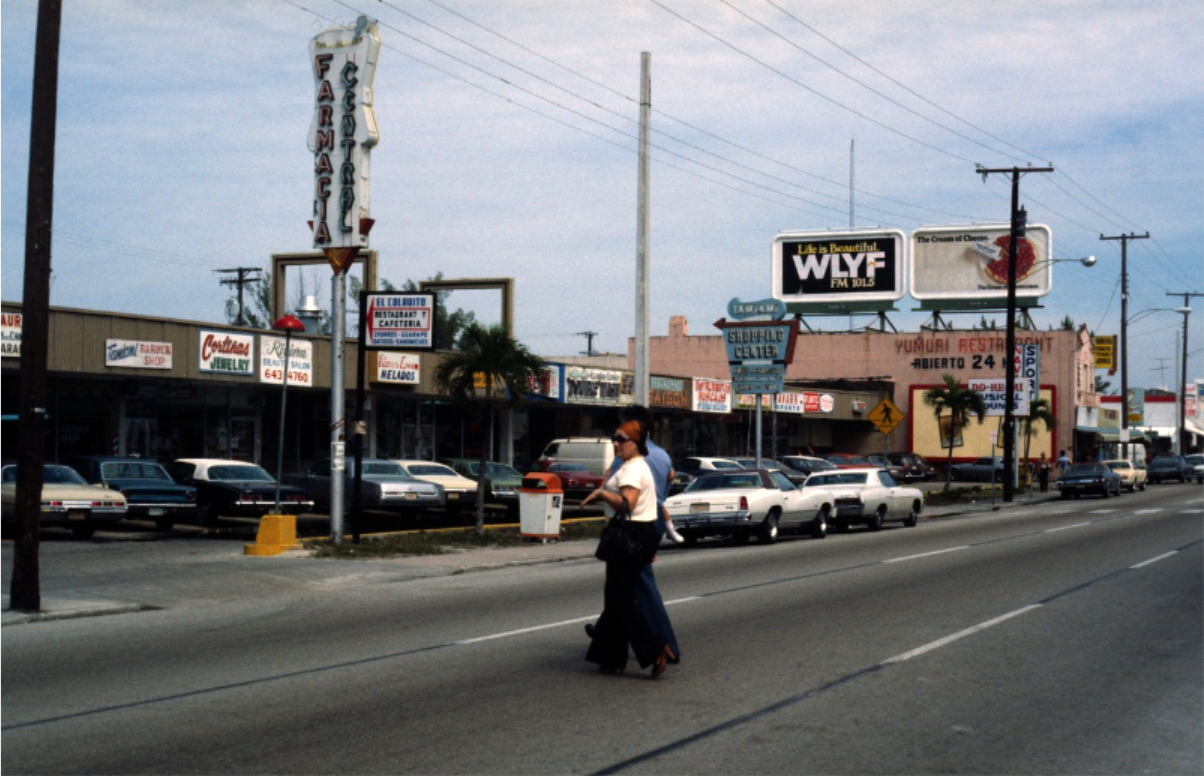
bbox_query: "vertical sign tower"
[308,16,381,544]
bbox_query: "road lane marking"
[454,615,597,644]
[1043,522,1090,533]
[1133,509,1164,514]
[882,546,969,564]
[881,605,1043,665]
[1131,551,1179,569]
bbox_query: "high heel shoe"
[650,645,674,679]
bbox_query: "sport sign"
[364,293,436,350]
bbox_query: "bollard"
[244,514,298,556]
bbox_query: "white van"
[539,437,614,476]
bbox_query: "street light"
[1176,306,1192,455]
[271,314,306,512]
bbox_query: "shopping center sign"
[715,303,799,395]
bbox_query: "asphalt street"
[2,485,1202,774]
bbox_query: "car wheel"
[1139,481,1146,491]
[1101,485,1109,499]
[833,518,849,533]
[867,507,884,532]
[195,502,216,527]
[1060,491,1071,499]
[758,511,779,544]
[810,507,829,539]
[681,532,699,547]
[903,501,921,527]
[71,525,96,539]
[154,517,175,531]
[950,469,961,481]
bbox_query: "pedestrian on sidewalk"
[1037,452,1051,492]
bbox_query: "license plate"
[405,492,417,500]
[68,510,86,521]
[447,493,459,500]
[690,503,708,513]
[148,508,166,517]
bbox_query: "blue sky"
[3,0,1201,390]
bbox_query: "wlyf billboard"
[911,224,1053,303]
[771,229,906,309]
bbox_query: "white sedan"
[1,464,127,539]
[664,469,834,545]
[390,460,481,514]
[801,467,923,532]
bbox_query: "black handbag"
[594,501,643,562]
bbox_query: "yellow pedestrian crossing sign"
[868,398,904,435]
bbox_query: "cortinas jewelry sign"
[308,16,380,270]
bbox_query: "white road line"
[453,597,703,645]
[1044,522,1090,533]
[881,605,1043,665]
[1132,509,1164,515]
[1180,508,1204,514]
[1131,551,1179,569]
[882,546,970,564]
[1088,509,1121,514]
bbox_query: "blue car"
[72,456,196,531]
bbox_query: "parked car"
[671,456,745,494]
[800,467,923,532]
[391,460,480,513]
[1,463,127,539]
[164,459,313,525]
[1184,454,1204,484]
[71,456,196,531]
[867,455,907,481]
[948,456,1005,483]
[1056,462,1123,499]
[886,453,931,482]
[1103,459,1147,493]
[1146,455,1194,484]
[526,460,603,501]
[441,459,523,516]
[664,469,834,545]
[823,453,875,469]
[537,437,614,476]
[776,455,837,479]
[282,458,443,513]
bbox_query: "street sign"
[867,398,904,435]
[364,293,436,351]
[731,363,787,395]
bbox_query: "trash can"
[519,473,563,543]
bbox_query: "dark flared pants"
[585,520,667,670]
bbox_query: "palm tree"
[433,322,546,534]
[923,374,987,492]
[1021,396,1055,490]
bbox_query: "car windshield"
[805,472,868,488]
[208,465,274,482]
[484,463,519,477]
[1064,464,1105,476]
[100,462,171,480]
[1149,459,1179,469]
[548,463,588,473]
[710,461,743,470]
[362,462,407,477]
[1105,462,1131,471]
[828,456,871,465]
[685,473,763,492]
[409,464,456,477]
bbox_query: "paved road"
[3,486,1201,774]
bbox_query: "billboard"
[911,224,1053,303]
[771,229,905,311]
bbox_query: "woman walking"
[582,420,675,679]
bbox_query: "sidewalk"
[2,492,1062,626]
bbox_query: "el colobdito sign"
[771,229,906,311]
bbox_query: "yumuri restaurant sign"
[308,17,381,251]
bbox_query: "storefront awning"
[1075,426,1148,442]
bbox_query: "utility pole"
[11,0,64,613]
[216,267,262,326]
[634,52,651,407]
[1101,232,1149,461]
[1168,291,1202,456]
[576,330,599,356]
[977,165,1053,503]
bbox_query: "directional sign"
[867,398,904,435]
[731,363,787,395]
